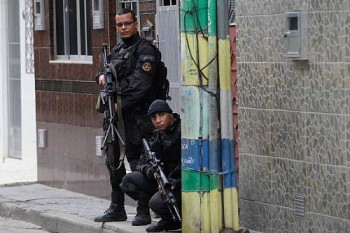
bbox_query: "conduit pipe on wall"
[217,0,240,231]
[207,0,223,232]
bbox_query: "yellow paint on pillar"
[210,189,222,232]
[181,34,199,86]
[223,188,233,229]
[202,192,210,233]
[208,35,217,87]
[232,188,240,231]
[218,39,231,90]
[182,192,201,233]
[198,35,209,86]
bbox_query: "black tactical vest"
[108,39,142,89]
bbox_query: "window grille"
[55,0,92,61]
[229,0,235,25]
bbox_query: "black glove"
[169,178,181,190]
[146,167,155,180]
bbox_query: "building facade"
[237,1,349,232]
[33,0,180,198]
[0,0,37,185]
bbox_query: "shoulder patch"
[142,62,152,72]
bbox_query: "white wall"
[0,0,37,185]
[0,0,9,165]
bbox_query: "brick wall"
[35,0,118,198]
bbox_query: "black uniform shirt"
[109,32,157,111]
[137,113,181,181]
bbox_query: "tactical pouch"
[95,93,105,113]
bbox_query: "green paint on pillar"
[197,0,208,32]
[210,175,219,191]
[208,0,217,36]
[180,0,196,32]
[182,169,211,192]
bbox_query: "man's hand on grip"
[98,75,105,87]
[146,166,155,180]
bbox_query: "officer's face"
[115,13,138,39]
[151,112,174,132]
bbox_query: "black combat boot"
[146,218,181,232]
[94,204,127,222]
[131,200,151,226]
[94,191,127,222]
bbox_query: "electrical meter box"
[34,0,45,30]
[284,10,308,60]
[92,0,104,29]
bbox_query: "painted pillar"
[217,1,240,231]
[181,0,240,232]
[207,0,222,232]
[181,0,210,232]
[181,0,203,232]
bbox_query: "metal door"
[156,3,181,114]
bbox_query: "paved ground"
[0,183,152,233]
[0,183,258,233]
[0,216,51,233]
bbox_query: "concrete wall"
[236,0,349,232]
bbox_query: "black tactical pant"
[104,134,126,207]
[123,110,154,171]
[120,171,158,202]
[105,110,153,207]
[149,185,181,221]
[121,171,182,220]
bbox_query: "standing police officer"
[120,99,181,232]
[94,8,159,225]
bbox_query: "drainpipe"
[217,1,240,231]
[207,0,223,232]
[196,0,211,232]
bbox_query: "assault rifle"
[100,43,125,170]
[142,138,182,222]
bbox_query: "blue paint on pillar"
[182,138,200,170]
[209,140,221,172]
[222,139,236,188]
[202,139,210,171]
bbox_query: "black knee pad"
[120,179,139,200]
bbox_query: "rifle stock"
[142,139,182,222]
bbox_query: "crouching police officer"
[120,100,182,232]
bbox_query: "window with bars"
[162,0,177,5]
[229,0,235,25]
[120,0,138,12]
[119,0,140,34]
[55,0,92,61]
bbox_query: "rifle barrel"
[142,138,182,222]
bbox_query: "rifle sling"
[108,63,126,170]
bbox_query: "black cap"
[148,100,173,116]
